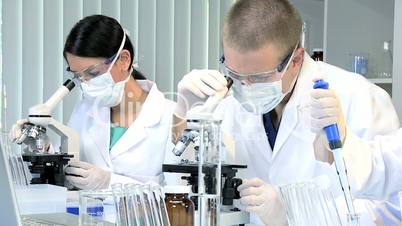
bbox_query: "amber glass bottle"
[311,48,324,61]
[165,186,195,226]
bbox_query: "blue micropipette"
[313,79,356,216]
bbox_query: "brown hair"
[223,0,302,56]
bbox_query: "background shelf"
[368,78,393,84]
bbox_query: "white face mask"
[232,80,285,114]
[232,49,297,114]
[81,31,131,107]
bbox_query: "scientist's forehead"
[223,43,282,74]
[65,53,104,72]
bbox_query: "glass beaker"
[79,190,116,226]
[186,115,222,226]
[350,54,369,77]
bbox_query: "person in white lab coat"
[314,117,402,201]
[172,0,399,225]
[10,15,175,190]
[313,102,402,225]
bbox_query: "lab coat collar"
[110,80,167,158]
[286,52,319,109]
[272,52,319,159]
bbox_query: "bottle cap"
[313,48,323,52]
[163,185,191,194]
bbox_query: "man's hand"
[174,69,227,119]
[310,87,346,163]
[238,178,287,226]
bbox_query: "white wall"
[392,0,402,119]
[290,0,325,55]
[1,0,235,130]
[0,0,2,131]
[326,0,394,76]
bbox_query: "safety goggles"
[219,44,297,85]
[66,54,117,82]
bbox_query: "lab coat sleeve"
[342,129,402,200]
[339,84,400,200]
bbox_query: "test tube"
[112,183,129,226]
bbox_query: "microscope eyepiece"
[63,79,76,91]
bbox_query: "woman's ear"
[117,49,131,71]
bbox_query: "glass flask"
[377,41,393,78]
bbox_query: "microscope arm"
[28,79,76,126]
[45,79,75,111]
[48,118,80,161]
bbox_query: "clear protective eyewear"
[219,44,298,85]
[66,54,116,82]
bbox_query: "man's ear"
[292,48,305,67]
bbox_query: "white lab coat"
[348,129,402,225]
[68,80,175,185]
[215,53,400,225]
[346,128,402,200]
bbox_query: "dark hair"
[223,0,302,56]
[63,14,146,80]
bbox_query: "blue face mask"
[232,79,285,114]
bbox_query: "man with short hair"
[173,0,399,225]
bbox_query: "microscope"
[162,163,249,226]
[14,79,80,187]
[164,77,250,226]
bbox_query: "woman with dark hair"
[59,15,175,189]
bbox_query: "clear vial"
[378,41,393,78]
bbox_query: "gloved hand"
[65,161,111,190]
[310,86,346,163]
[174,69,227,118]
[9,119,29,141]
[238,178,287,226]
